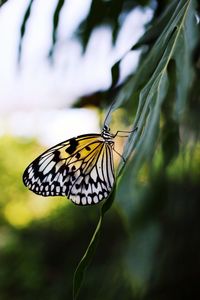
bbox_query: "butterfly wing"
[23,134,115,205]
[68,139,115,205]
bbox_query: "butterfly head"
[101,124,114,140]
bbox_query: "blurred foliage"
[0,0,8,7]
[0,0,200,300]
[17,0,152,64]
[75,0,151,51]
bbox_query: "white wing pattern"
[23,133,115,205]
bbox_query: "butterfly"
[23,118,137,206]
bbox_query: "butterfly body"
[23,125,115,205]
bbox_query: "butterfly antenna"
[103,99,117,127]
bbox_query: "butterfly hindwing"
[69,141,115,205]
[23,134,115,205]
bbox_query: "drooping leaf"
[18,0,35,64]
[115,0,197,176]
[161,59,179,167]
[76,0,150,52]
[111,60,121,88]
[72,2,194,296]
[73,186,116,300]
[131,1,180,50]
[0,0,9,7]
[112,0,198,292]
[48,0,66,60]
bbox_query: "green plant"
[1,1,199,299]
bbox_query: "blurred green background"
[0,1,200,300]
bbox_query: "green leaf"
[111,60,120,88]
[48,0,66,60]
[72,186,116,300]
[0,0,9,7]
[161,59,179,167]
[69,1,198,297]
[76,0,139,52]
[109,0,198,291]
[18,0,35,64]
[115,0,197,176]
[131,1,180,50]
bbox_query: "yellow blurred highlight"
[4,195,68,228]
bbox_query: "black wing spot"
[65,138,79,154]
[75,152,81,159]
[88,177,98,188]
[88,177,94,184]
[85,146,91,151]
[53,150,61,161]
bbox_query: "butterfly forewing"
[23,133,115,205]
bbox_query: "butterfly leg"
[113,126,138,138]
[112,145,126,163]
